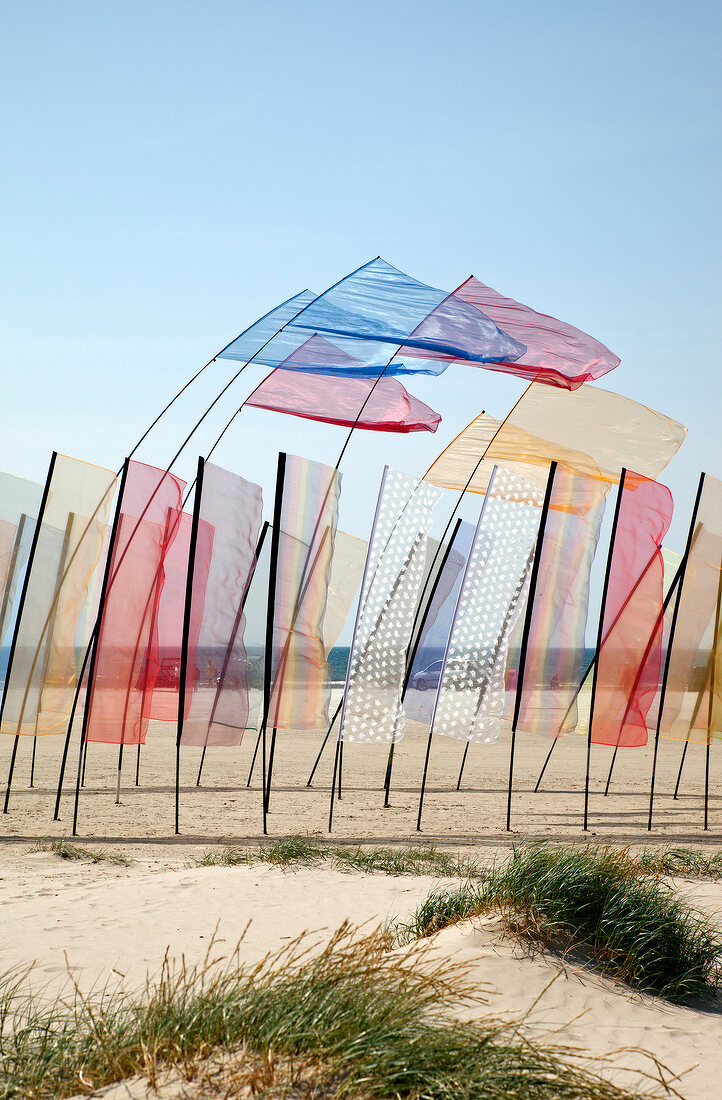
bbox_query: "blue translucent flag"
[218,258,526,377]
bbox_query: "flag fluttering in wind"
[591,472,673,748]
[84,461,184,746]
[267,455,341,731]
[512,465,607,738]
[245,361,440,434]
[220,258,526,378]
[179,463,264,747]
[340,467,441,745]
[660,474,722,743]
[426,383,686,496]
[397,277,619,389]
[0,456,116,738]
[430,466,543,745]
[0,472,43,646]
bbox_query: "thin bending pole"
[384,518,465,806]
[246,727,262,786]
[27,511,76,793]
[673,742,688,799]
[456,743,469,789]
[197,521,270,789]
[54,623,94,818]
[704,551,722,831]
[0,514,28,642]
[307,699,342,787]
[175,457,205,835]
[261,454,286,836]
[647,473,706,830]
[72,459,130,836]
[1,453,57,814]
[584,470,627,832]
[115,744,123,804]
[416,471,498,832]
[135,744,141,786]
[507,463,557,831]
[328,739,341,831]
[80,740,88,786]
[604,747,618,796]
[535,534,675,794]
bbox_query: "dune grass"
[194,835,483,877]
[0,926,664,1100]
[398,844,722,1005]
[634,846,722,880]
[29,839,130,866]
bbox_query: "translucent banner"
[180,463,263,747]
[0,455,116,737]
[340,467,441,744]
[591,472,673,748]
[431,467,543,745]
[84,461,184,746]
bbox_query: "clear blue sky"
[1,0,720,566]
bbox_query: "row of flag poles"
[0,257,718,839]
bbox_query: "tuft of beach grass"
[0,925,669,1100]
[29,839,131,866]
[398,843,722,1005]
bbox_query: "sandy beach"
[0,691,720,1098]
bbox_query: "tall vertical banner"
[84,461,184,746]
[590,472,673,748]
[514,464,607,737]
[660,474,722,743]
[178,463,263,746]
[430,466,543,745]
[340,468,441,745]
[0,472,43,646]
[267,455,341,731]
[0,456,116,737]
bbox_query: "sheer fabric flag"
[340,468,441,744]
[84,461,184,746]
[322,531,368,654]
[180,464,263,747]
[143,513,213,723]
[397,277,619,389]
[513,466,606,738]
[431,467,543,745]
[214,290,317,362]
[0,472,43,646]
[591,472,673,748]
[245,349,441,434]
[221,258,525,378]
[404,520,475,727]
[661,474,722,743]
[425,384,686,497]
[0,456,116,737]
[267,455,340,731]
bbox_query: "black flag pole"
[382,518,464,807]
[604,553,687,799]
[306,699,342,787]
[704,558,722,830]
[1,453,57,815]
[647,474,706,830]
[506,462,557,832]
[194,521,270,789]
[175,457,205,836]
[583,470,627,832]
[72,459,130,837]
[260,453,287,836]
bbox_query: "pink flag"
[591,472,673,748]
[245,336,440,433]
[397,277,619,389]
[84,461,185,746]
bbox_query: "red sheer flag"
[245,336,440,433]
[396,277,620,390]
[592,472,673,748]
[84,461,185,746]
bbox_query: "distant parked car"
[411,659,469,691]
